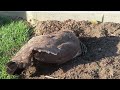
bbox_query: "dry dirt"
[20,19,120,79]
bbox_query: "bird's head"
[6,61,25,75]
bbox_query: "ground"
[1,16,120,79]
[20,19,120,79]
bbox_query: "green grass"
[0,16,33,79]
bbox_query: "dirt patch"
[20,19,120,79]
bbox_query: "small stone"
[98,48,102,51]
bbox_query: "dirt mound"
[20,19,120,79]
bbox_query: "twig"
[44,76,58,79]
[102,15,104,23]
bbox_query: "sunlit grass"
[0,16,33,79]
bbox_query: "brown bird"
[6,29,87,75]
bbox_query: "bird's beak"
[6,61,24,75]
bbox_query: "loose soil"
[20,19,120,79]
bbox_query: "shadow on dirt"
[27,36,120,77]
[61,36,120,72]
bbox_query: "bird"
[6,29,87,75]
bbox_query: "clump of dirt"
[34,20,62,36]
[20,19,120,79]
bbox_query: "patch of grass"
[0,16,33,79]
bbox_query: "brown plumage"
[6,29,86,75]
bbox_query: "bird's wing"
[56,42,81,64]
